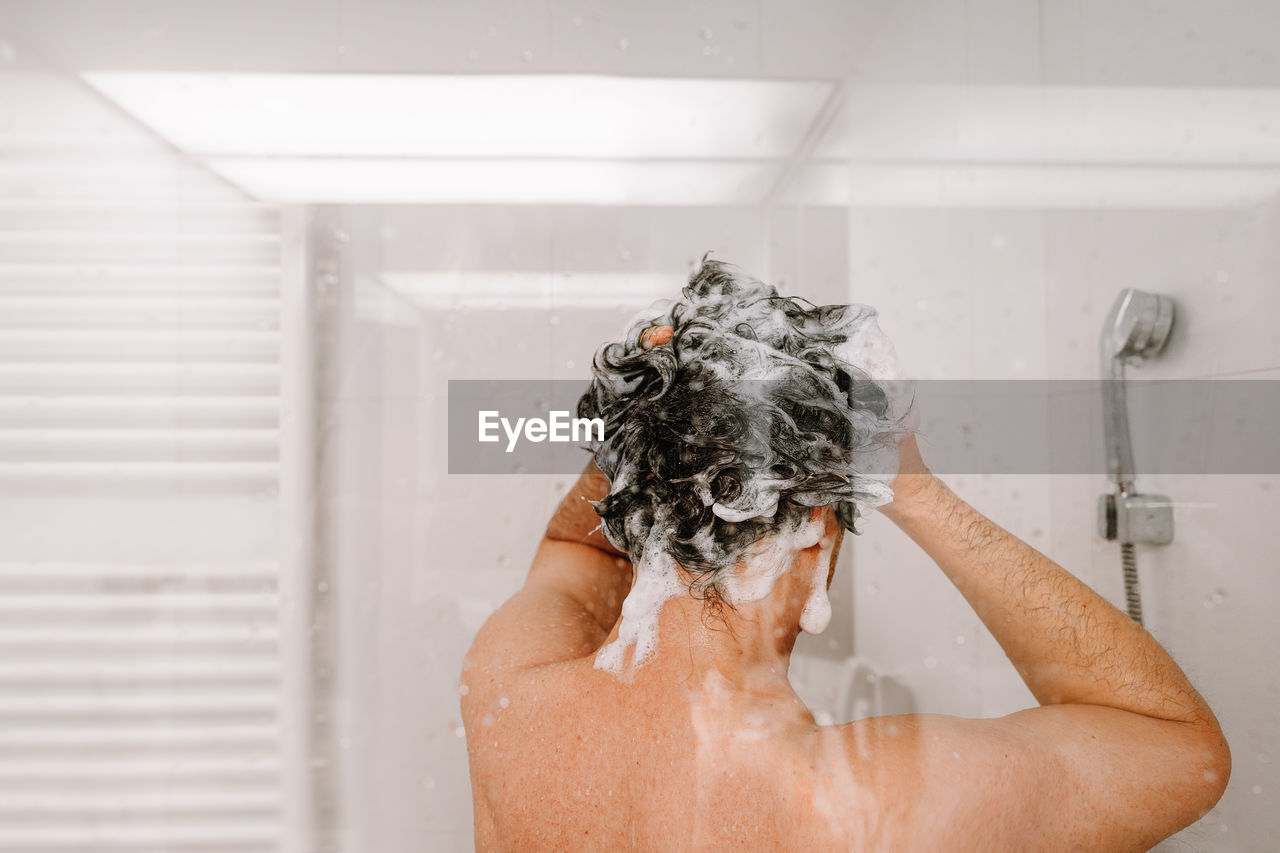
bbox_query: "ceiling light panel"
[204,157,776,205]
[816,85,1280,165]
[83,73,832,160]
[380,272,678,310]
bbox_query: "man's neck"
[600,558,826,697]
[650,592,800,691]
[594,507,842,691]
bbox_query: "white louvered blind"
[0,68,299,851]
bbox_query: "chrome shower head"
[1099,287,1176,493]
[1101,288,1175,365]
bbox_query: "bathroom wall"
[312,203,850,851]
[838,3,1280,850]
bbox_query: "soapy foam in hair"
[579,258,913,674]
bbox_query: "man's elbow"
[1198,724,1231,808]
[1180,719,1231,820]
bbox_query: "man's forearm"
[545,461,629,559]
[883,474,1219,729]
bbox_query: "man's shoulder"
[824,713,1053,845]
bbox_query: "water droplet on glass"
[924,655,938,669]
[701,27,714,40]
[499,696,510,708]
[566,360,575,369]
[458,683,470,696]
[522,49,534,62]
[618,37,630,50]
[954,634,966,645]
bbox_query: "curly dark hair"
[576,257,910,601]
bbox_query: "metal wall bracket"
[1098,493,1175,545]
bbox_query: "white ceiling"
[7,0,1280,207]
[0,0,893,79]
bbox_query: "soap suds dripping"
[799,529,837,635]
[594,511,683,674]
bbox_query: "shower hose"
[1121,542,1143,626]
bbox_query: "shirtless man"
[461,261,1229,851]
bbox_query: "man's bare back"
[464,647,1060,851]
[462,449,1229,852]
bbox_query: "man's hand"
[639,324,674,349]
[883,433,933,514]
[545,461,628,559]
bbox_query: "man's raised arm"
[882,436,1230,848]
[462,461,633,681]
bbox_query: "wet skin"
[461,447,1229,852]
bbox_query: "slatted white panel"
[0,67,295,852]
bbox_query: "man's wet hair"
[576,257,907,602]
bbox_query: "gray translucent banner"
[447,379,1280,476]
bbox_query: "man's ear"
[794,507,826,550]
